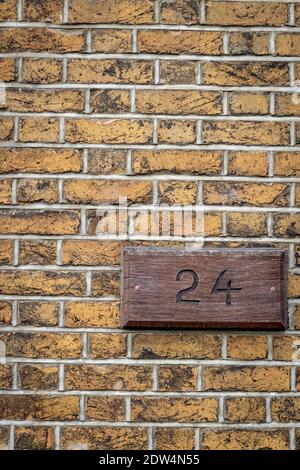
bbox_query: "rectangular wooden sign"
[121,248,287,330]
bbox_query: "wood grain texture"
[121,248,287,330]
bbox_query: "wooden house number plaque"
[121,248,287,330]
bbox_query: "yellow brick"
[160,0,199,24]
[203,366,290,392]
[132,333,221,359]
[0,271,85,296]
[0,395,79,420]
[131,397,218,422]
[202,429,289,450]
[0,28,86,53]
[91,271,120,297]
[15,427,55,450]
[272,397,300,422]
[0,240,13,265]
[68,0,154,24]
[22,58,62,83]
[62,426,147,450]
[158,120,196,144]
[159,60,197,84]
[225,398,266,423]
[0,210,80,235]
[0,301,12,325]
[204,212,223,237]
[276,93,300,116]
[0,365,12,389]
[202,121,289,145]
[229,92,269,115]
[132,150,222,175]
[65,365,152,391]
[227,335,268,360]
[158,366,197,392]
[205,1,288,26]
[204,182,289,207]
[62,241,122,266]
[64,301,120,328]
[297,185,300,207]
[203,62,288,86]
[92,29,132,53]
[228,32,269,55]
[138,30,222,54]
[228,151,268,177]
[273,214,300,237]
[65,119,153,144]
[88,333,127,359]
[0,180,11,204]
[19,365,58,390]
[0,148,82,174]
[90,89,131,113]
[158,181,197,205]
[88,149,127,175]
[289,274,300,297]
[227,212,267,237]
[154,428,195,450]
[0,428,9,450]
[296,4,300,26]
[23,0,63,22]
[276,33,300,56]
[294,305,300,329]
[19,240,57,265]
[0,118,13,141]
[1,89,84,113]
[136,90,222,115]
[17,179,58,204]
[85,396,125,421]
[0,0,17,20]
[18,301,59,327]
[0,58,16,81]
[19,118,59,143]
[273,335,300,360]
[68,59,153,84]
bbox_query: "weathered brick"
[65,365,152,391]
[204,212,222,237]
[132,333,221,359]
[0,148,82,174]
[160,0,200,24]
[88,333,127,359]
[65,119,153,144]
[136,90,222,115]
[227,335,268,360]
[228,151,268,177]
[227,212,267,237]
[0,332,82,358]
[275,93,300,116]
[138,30,222,55]
[228,32,269,55]
[276,33,300,56]
[0,118,13,141]
[294,305,300,329]
[203,62,288,86]
[201,429,289,450]
[1,89,84,113]
[273,335,300,360]
[132,150,222,175]
[19,240,57,265]
[0,0,17,20]
[158,181,197,205]
[91,271,120,297]
[61,426,147,450]
[88,149,127,175]
[92,29,132,53]
[296,185,300,207]
[203,121,289,146]
[158,366,197,392]
[205,1,288,26]
[64,179,152,204]
[0,427,9,450]
[17,179,58,204]
[23,0,63,22]
[296,124,300,145]
[296,4,300,26]
[0,180,11,204]
[15,427,55,450]
[154,428,195,450]
[64,301,120,328]
[0,301,12,325]
[62,241,121,266]
[68,0,154,24]
[0,365,12,390]
[158,120,196,144]
[0,58,16,81]
[131,397,218,422]
[0,28,86,53]
[19,365,58,390]
[225,398,266,423]
[229,92,269,115]
[22,58,62,83]
[203,366,290,392]
[289,274,300,298]
[19,117,60,143]
[18,301,59,327]
[0,210,80,235]
[85,396,125,421]
[68,59,153,84]
[159,60,197,84]
[272,397,300,422]
[273,214,300,237]
[0,395,79,420]
[296,246,300,267]
[0,271,85,296]
[90,89,131,113]
[0,240,13,265]
[204,182,289,207]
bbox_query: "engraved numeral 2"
[176,270,200,304]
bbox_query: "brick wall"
[0,0,300,451]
